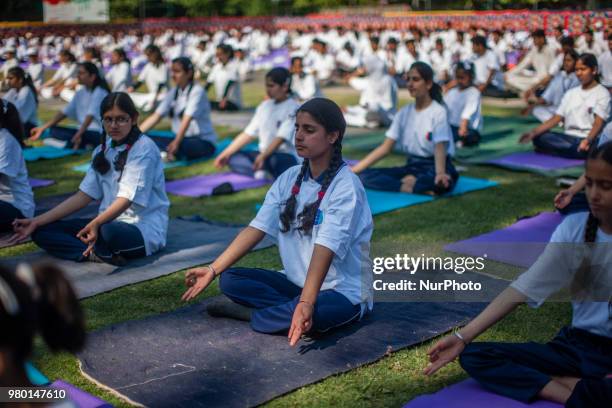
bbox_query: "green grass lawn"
[1,79,571,407]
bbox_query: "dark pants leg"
[24,122,36,139]
[210,100,240,111]
[451,125,481,147]
[459,327,612,403]
[533,132,588,160]
[219,267,361,334]
[0,201,23,232]
[557,192,590,215]
[409,156,459,194]
[358,166,412,192]
[32,218,146,262]
[566,378,612,408]
[48,126,102,149]
[177,137,216,160]
[482,85,517,98]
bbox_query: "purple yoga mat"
[404,379,561,408]
[29,178,55,188]
[444,212,564,268]
[50,380,112,408]
[487,152,584,171]
[165,172,270,197]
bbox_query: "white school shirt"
[106,61,132,92]
[51,62,77,83]
[443,86,482,131]
[250,164,374,313]
[62,86,108,132]
[207,61,242,108]
[291,73,322,101]
[555,84,611,138]
[27,62,44,88]
[509,45,556,80]
[79,135,169,255]
[429,49,452,81]
[511,212,612,339]
[598,49,612,88]
[470,50,501,88]
[386,100,455,158]
[547,53,564,77]
[244,97,299,156]
[3,87,38,125]
[541,71,580,109]
[1,58,18,78]
[155,83,217,143]
[137,62,169,95]
[0,129,34,218]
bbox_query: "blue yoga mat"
[24,146,84,162]
[72,138,250,173]
[366,176,498,215]
[26,362,49,386]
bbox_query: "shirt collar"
[303,161,346,185]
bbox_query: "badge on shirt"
[425,132,432,142]
[314,209,324,226]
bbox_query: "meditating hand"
[182,266,216,301]
[77,221,99,257]
[423,333,466,376]
[288,300,314,347]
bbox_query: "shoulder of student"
[551,212,590,243]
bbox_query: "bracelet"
[207,265,218,279]
[454,331,467,345]
[298,300,314,308]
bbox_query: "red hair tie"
[291,185,300,195]
[317,190,325,200]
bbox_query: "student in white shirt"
[344,55,397,128]
[290,56,322,102]
[215,67,299,183]
[25,50,44,91]
[0,100,34,233]
[205,44,242,111]
[353,62,458,195]
[527,50,580,123]
[106,48,132,92]
[505,29,556,94]
[234,47,253,83]
[0,48,18,89]
[12,93,169,266]
[128,44,169,112]
[424,141,612,408]
[140,57,217,162]
[39,50,77,100]
[3,67,39,136]
[430,38,452,84]
[182,98,373,344]
[305,39,336,86]
[598,34,612,89]
[335,42,361,77]
[578,30,605,57]
[443,61,482,147]
[30,62,109,149]
[520,54,610,159]
[467,35,508,97]
[58,47,104,104]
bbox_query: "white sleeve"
[0,136,19,178]
[244,103,262,137]
[17,88,35,123]
[248,174,284,239]
[510,217,581,307]
[593,91,611,122]
[183,85,205,118]
[384,108,404,141]
[315,182,361,260]
[78,149,103,200]
[155,89,173,117]
[62,91,78,119]
[431,109,453,144]
[116,147,154,207]
[461,89,480,121]
[555,91,571,118]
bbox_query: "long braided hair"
[280,98,346,235]
[92,92,142,179]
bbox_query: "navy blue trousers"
[451,125,481,147]
[228,151,298,179]
[49,126,102,149]
[358,155,459,194]
[31,218,146,262]
[151,136,216,160]
[459,326,612,403]
[0,200,23,232]
[219,267,361,334]
[533,132,588,160]
[566,378,612,408]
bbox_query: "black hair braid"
[280,159,310,233]
[92,130,111,175]
[297,142,343,235]
[585,211,599,244]
[92,126,141,176]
